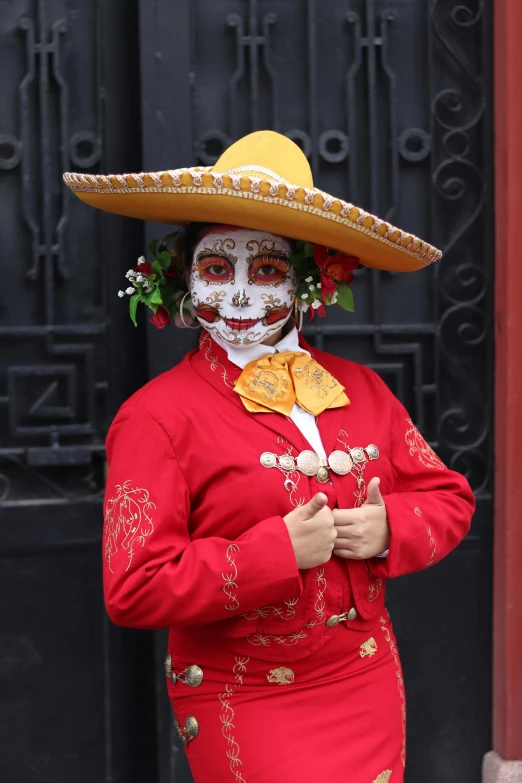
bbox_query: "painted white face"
[190,226,297,347]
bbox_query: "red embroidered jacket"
[103,333,475,662]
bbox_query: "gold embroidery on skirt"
[360,637,378,658]
[380,614,406,768]
[373,772,392,783]
[266,666,295,685]
[219,656,250,782]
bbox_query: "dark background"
[0,1,493,782]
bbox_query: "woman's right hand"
[283,493,336,569]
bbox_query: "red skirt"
[167,613,406,783]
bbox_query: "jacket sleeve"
[369,388,475,580]
[103,403,302,629]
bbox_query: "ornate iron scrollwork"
[189,0,491,499]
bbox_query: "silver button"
[260,452,277,468]
[347,607,358,621]
[184,715,199,740]
[326,615,340,628]
[184,665,204,688]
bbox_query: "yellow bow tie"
[234,351,350,416]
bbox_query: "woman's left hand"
[332,477,390,559]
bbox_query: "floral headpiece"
[119,235,359,329]
[290,241,358,321]
[118,234,191,329]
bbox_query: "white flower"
[331,293,338,304]
[301,293,309,299]
[135,274,144,283]
[309,284,315,291]
[126,287,135,295]
[118,290,125,298]
[305,276,313,283]
[317,283,322,289]
[311,300,322,309]
[137,256,146,265]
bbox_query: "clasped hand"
[332,476,390,560]
[283,476,390,570]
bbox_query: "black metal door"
[139,2,493,782]
[1,1,493,782]
[0,2,156,782]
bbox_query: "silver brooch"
[260,444,379,485]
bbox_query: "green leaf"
[335,282,355,312]
[304,241,314,258]
[148,238,158,257]
[129,295,140,326]
[148,287,163,305]
[157,250,172,270]
[152,259,163,277]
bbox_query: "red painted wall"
[493,0,522,761]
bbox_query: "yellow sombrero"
[63,130,441,273]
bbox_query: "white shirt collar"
[212,326,309,370]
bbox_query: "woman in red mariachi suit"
[64,131,475,783]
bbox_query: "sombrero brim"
[63,167,441,272]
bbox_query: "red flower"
[313,244,359,303]
[135,262,153,276]
[149,306,171,329]
[319,274,337,300]
[307,303,326,322]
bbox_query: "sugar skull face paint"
[190,226,297,347]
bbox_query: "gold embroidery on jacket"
[275,435,305,508]
[306,567,327,627]
[267,666,295,685]
[246,630,307,647]
[201,331,235,388]
[336,429,379,507]
[222,544,240,611]
[219,656,249,782]
[104,480,156,573]
[360,637,378,658]
[405,418,445,470]
[368,576,383,603]
[414,507,436,565]
[425,525,437,566]
[241,597,299,621]
[373,772,392,783]
[380,614,406,768]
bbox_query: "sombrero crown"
[63,130,441,272]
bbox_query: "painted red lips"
[223,317,260,331]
